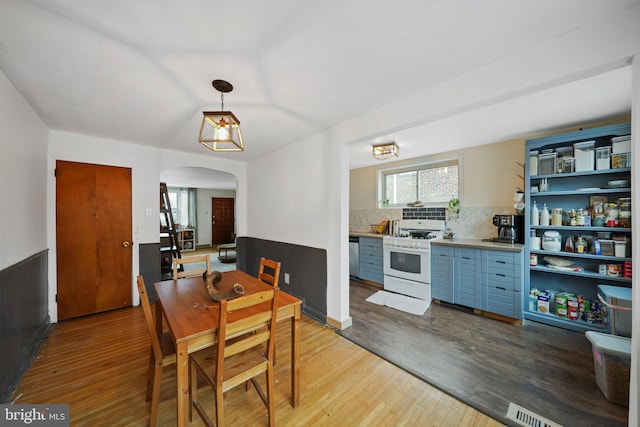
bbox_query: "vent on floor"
[506,402,563,427]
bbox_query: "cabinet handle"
[462,257,471,260]
[496,273,506,277]
[496,260,506,264]
[497,286,507,291]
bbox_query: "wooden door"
[56,160,132,320]
[211,197,235,244]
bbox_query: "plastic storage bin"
[598,285,632,337]
[573,140,595,171]
[611,135,631,154]
[538,152,557,175]
[585,331,631,406]
[596,146,610,170]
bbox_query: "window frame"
[377,157,462,208]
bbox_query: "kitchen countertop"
[431,238,524,252]
[349,231,386,238]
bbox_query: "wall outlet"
[284,273,290,284]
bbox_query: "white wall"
[0,70,49,270]
[46,131,247,322]
[195,188,236,246]
[246,133,330,248]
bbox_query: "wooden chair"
[136,275,176,427]
[172,254,210,279]
[189,288,280,427]
[258,257,281,288]
[257,258,281,365]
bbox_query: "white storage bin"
[611,135,631,154]
[585,331,630,406]
[598,285,632,337]
[573,140,595,171]
[596,146,610,170]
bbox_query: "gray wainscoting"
[138,243,161,302]
[0,250,50,403]
[237,237,327,323]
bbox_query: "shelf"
[531,249,631,262]
[524,310,610,334]
[530,264,631,283]
[531,167,630,179]
[530,187,630,197]
[530,225,631,233]
[524,122,632,333]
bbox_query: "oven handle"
[383,246,430,255]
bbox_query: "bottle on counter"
[531,201,539,226]
[540,203,550,226]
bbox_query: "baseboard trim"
[327,316,352,331]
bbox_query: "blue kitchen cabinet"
[455,247,482,309]
[432,242,524,319]
[481,249,524,319]
[359,237,384,284]
[430,244,454,303]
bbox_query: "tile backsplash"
[350,205,516,239]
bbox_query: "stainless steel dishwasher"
[349,235,359,278]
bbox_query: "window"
[168,187,197,228]
[380,159,459,206]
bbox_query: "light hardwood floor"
[12,305,502,426]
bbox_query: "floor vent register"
[506,402,563,427]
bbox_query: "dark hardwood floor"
[339,280,628,427]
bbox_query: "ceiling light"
[372,142,399,160]
[199,80,244,152]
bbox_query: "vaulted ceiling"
[0,0,636,178]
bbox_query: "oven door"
[383,245,430,283]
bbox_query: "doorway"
[211,197,235,245]
[56,160,132,320]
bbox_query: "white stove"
[383,219,444,250]
[382,219,445,302]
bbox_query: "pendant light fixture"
[372,142,399,160]
[199,79,244,152]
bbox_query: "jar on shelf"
[619,198,631,228]
[551,208,563,226]
[592,200,606,227]
[605,203,619,227]
[576,209,586,226]
[542,230,562,252]
[529,150,539,176]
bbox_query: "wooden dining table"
[154,270,302,427]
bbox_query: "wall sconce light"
[199,79,244,152]
[372,142,399,160]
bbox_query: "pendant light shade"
[372,142,399,160]
[199,80,244,152]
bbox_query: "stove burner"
[409,230,438,239]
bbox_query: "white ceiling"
[0,0,636,186]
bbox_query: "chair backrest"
[137,276,163,363]
[258,257,281,288]
[172,254,211,279]
[215,288,279,389]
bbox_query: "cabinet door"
[481,286,522,319]
[359,237,383,283]
[455,247,482,309]
[431,245,454,303]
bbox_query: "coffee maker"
[492,214,525,244]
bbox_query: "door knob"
[122,241,131,247]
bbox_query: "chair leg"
[215,384,225,427]
[145,349,155,401]
[266,367,275,427]
[149,364,163,427]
